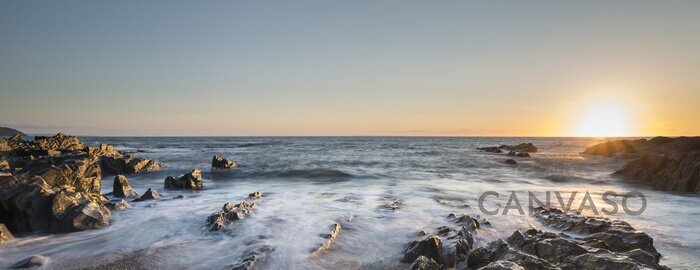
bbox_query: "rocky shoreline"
[0,135,680,269]
[583,136,700,194]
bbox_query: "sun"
[571,102,633,137]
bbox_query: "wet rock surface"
[468,208,668,270]
[134,188,160,202]
[164,169,203,190]
[11,255,49,269]
[212,155,240,169]
[584,136,700,194]
[113,175,139,198]
[0,134,162,233]
[0,223,13,244]
[248,191,263,200]
[207,201,258,231]
[403,214,478,269]
[231,245,275,270]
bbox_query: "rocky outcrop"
[410,255,442,270]
[164,169,203,190]
[507,151,530,158]
[402,215,478,269]
[500,143,538,153]
[99,155,164,175]
[34,133,84,151]
[477,146,503,153]
[212,155,240,169]
[468,208,668,270]
[206,201,258,231]
[584,136,700,194]
[107,199,131,210]
[0,223,13,244]
[504,159,517,165]
[231,245,275,270]
[113,175,139,198]
[311,223,342,254]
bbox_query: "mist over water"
[1,137,698,269]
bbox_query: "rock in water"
[410,255,442,270]
[504,159,517,165]
[212,155,240,169]
[164,169,203,190]
[311,223,342,254]
[11,255,49,269]
[206,201,257,231]
[134,188,160,201]
[0,223,14,244]
[248,191,263,199]
[477,146,503,153]
[113,175,139,198]
[500,143,538,153]
[107,199,131,210]
[403,235,443,264]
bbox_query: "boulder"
[107,199,131,210]
[0,223,13,244]
[134,188,160,201]
[164,169,203,190]
[478,146,503,153]
[212,155,240,169]
[99,155,164,175]
[207,201,258,231]
[113,175,139,198]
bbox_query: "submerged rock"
[0,223,13,244]
[311,223,342,254]
[231,245,275,270]
[164,169,203,190]
[478,146,503,153]
[504,159,517,165]
[113,175,139,198]
[212,155,240,169]
[207,201,258,231]
[11,255,49,269]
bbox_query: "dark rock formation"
[207,201,258,231]
[468,208,668,270]
[311,223,342,254]
[403,218,477,269]
[504,159,517,165]
[134,188,160,202]
[212,155,240,169]
[584,136,700,194]
[11,255,49,269]
[500,143,538,153]
[410,255,442,270]
[403,235,443,264]
[508,151,530,158]
[164,169,203,190]
[0,223,13,244]
[248,191,262,200]
[381,196,402,211]
[113,175,139,198]
[99,155,164,175]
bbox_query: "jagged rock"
[311,223,342,254]
[403,235,443,264]
[99,155,164,175]
[207,201,258,231]
[212,155,240,169]
[11,255,49,269]
[504,159,517,165]
[164,169,203,190]
[500,143,538,153]
[85,144,122,157]
[248,191,262,199]
[34,133,84,151]
[381,196,402,211]
[0,223,13,244]
[51,188,111,231]
[113,175,139,198]
[480,261,525,270]
[107,199,131,210]
[447,213,480,231]
[134,188,160,202]
[410,255,442,270]
[469,209,668,270]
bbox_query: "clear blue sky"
[1,1,698,136]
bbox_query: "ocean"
[1,137,698,269]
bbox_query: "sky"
[1,1,698,136]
